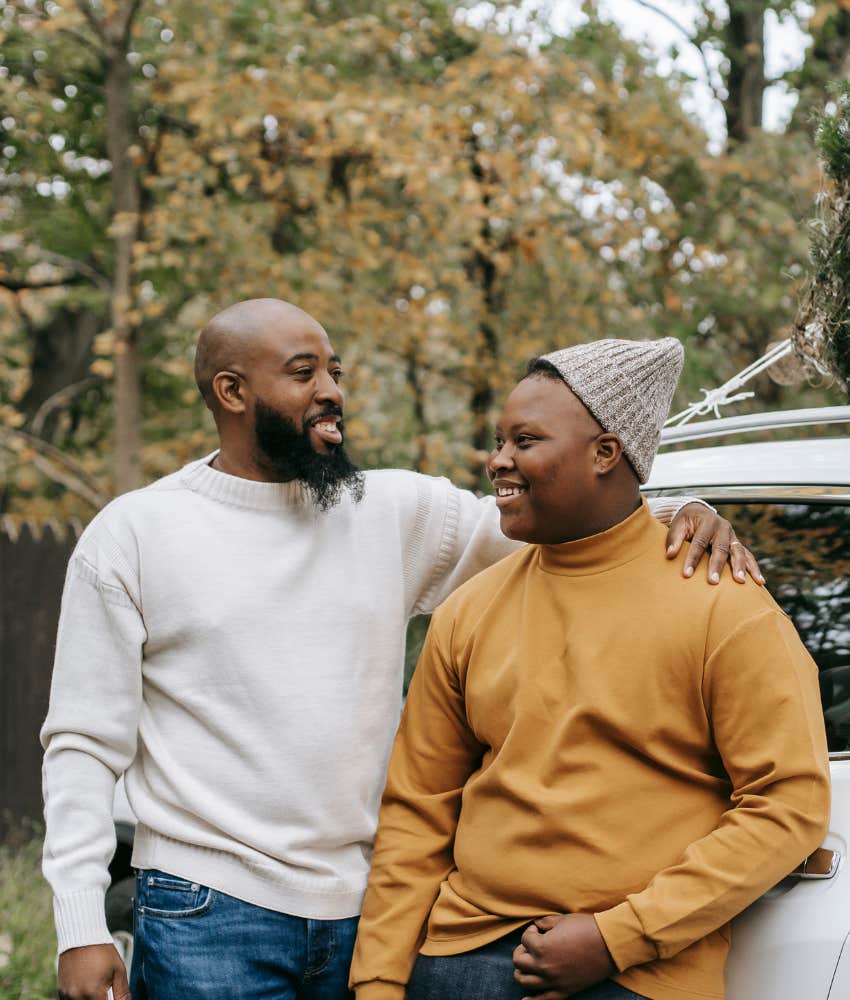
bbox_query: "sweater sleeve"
[40,527,147,954]
[350,610,484,999]
[405,475,702,616]
[594,609,831,970]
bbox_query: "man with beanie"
[350,338,830,1000]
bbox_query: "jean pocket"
[137,870,215,919]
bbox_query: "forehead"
[257,318,337,365]
[498,376,592,428]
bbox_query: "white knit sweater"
[41,455,689,953]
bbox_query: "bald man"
[41,299,760,1000]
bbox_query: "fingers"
[681,534,709,579]
[665,519,687,559]
[521,992,565,1000]
[520,924,544,955]
[728,539,749,584]
[514,966,548,988]
[112,963,132,1000]
[706,537,730,585]
[747,548,765,585]
[513,941,548,990]
[734,543,765,585]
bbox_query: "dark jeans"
[130,869,358,1000]
[406,928,647,1000]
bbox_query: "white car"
[646,406,850,999]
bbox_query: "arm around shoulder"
[402,474,519,616]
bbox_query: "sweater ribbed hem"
[353,983,406,1000]
[132,827,366,920]
[53,889,113,954]
[647,495,713,525]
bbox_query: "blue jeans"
[406,928,647,1000]
[130,869,358,1000]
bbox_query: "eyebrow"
[496,421,534,434]
[284,352,342,366]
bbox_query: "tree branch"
[117,0,145,46]
[0,425,108,509]
[74,0,105,42]
[0,275,88,291]
[30,378,97,438]
[41,251,112,292]
[0,251,111,294]
[632,0,724,104]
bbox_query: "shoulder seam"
[70,555,135,609]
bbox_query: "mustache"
[308,404,344,426]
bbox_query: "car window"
[714,501,850,754]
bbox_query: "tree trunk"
[103,7,142,494]
[467,141,503,484]
[723,0,767,143]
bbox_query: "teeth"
[497,487,525,497]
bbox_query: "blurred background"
[2,1,850,994]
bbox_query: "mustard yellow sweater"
[351,502,830,1000]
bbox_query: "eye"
[492,436,504,450]
[293,367,314,379]
[516,434,536,448]
[332,368,344,383]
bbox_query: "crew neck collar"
[180,452,310,511]
[537,499,655,576]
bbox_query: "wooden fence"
[0,517,79,838]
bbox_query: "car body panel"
[646,424,850,999]
[650,438,850,490]
[724,761,850,999]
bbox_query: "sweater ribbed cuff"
[593,902,658,972]
[53,889,113,954]
[353,983,406,1000]
[649,495,714,526]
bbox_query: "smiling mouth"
[310,415,343,446]
[494,483,528,506]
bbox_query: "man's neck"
[211,447,293,484]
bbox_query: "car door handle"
[790,847,841,880]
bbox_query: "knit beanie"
[540,338,684,483]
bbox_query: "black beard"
[253,399,365,512]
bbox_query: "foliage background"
[1,0,848,519]
[0,824,54,1000]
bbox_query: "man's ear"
[593,433,625,476]
[212,371,247,415]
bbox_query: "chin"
[499,514,534,543]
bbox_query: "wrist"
[673,497,716,518]
[353,983,407,1000]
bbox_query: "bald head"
[195,299,327,411]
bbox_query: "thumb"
[534,914,560,932]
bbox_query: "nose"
[316,369,344,408]
[487,441,515,479]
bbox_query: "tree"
[0,0,844,517]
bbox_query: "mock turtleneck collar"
[537,498,655,576]
[180,452,310,511]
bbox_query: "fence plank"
[1,521,78,838]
